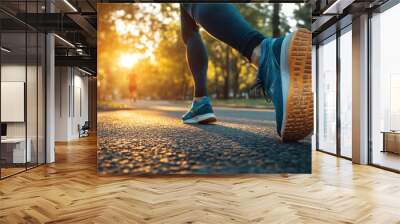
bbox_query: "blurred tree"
[293,3,312,29]
[272,4,281,37]
[98,3,305,101]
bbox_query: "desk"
[1,138,31,163]
[382,131,400,154]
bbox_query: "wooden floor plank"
[0,136,400,223]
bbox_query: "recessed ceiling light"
[54,34,75,48]
[63,0,78,12]
[322,0,354,15]
[1,47,11,53]
[78,67,93,76]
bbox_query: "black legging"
[180,3,265,97]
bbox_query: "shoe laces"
[250,79,271,104]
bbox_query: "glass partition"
[371,3,400,171]
[317,35,337,154]
[1,30,28,177]
[339,27,352,158]
[0,1,46,179]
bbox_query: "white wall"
[55,67,89,141]
[71,73,89,138]
[1,65,26,138]
[0,65,42,138]
[55,66,70,141]
[1,63,46,164]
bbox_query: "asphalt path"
[97,101,311,175]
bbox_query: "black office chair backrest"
[82,121,90,129]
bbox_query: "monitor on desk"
[1,123,7,138]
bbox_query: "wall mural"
[97,3,313,175]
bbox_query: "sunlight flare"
[119,53,142,69]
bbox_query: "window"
[317,35,337,154]
[339,28,352,158]
[371,2,400,171]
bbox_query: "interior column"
[352,14,369,164]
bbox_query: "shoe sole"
[183,113,217,124]
[281,28,313,142]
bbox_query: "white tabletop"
[1,138,28,143]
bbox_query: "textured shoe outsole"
[281,28,313,142]
[199,117,217,124]
[183,113,217,124]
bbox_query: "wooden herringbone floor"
[1,136,400,224]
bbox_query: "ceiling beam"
[55,55,96,72]
[10,13,82,32]
[67,13,97,39]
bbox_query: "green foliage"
[293,3,312,29]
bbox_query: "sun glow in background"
[110,4,175,66]
[98,3,304,101]
[107,3,296,71]
[119,53,143,69]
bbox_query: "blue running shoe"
[255,28,313,142]
[182,96,217,124]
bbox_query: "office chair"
[79,121,90,138]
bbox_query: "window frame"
[314,19,353,160]
[367,0,400,173]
